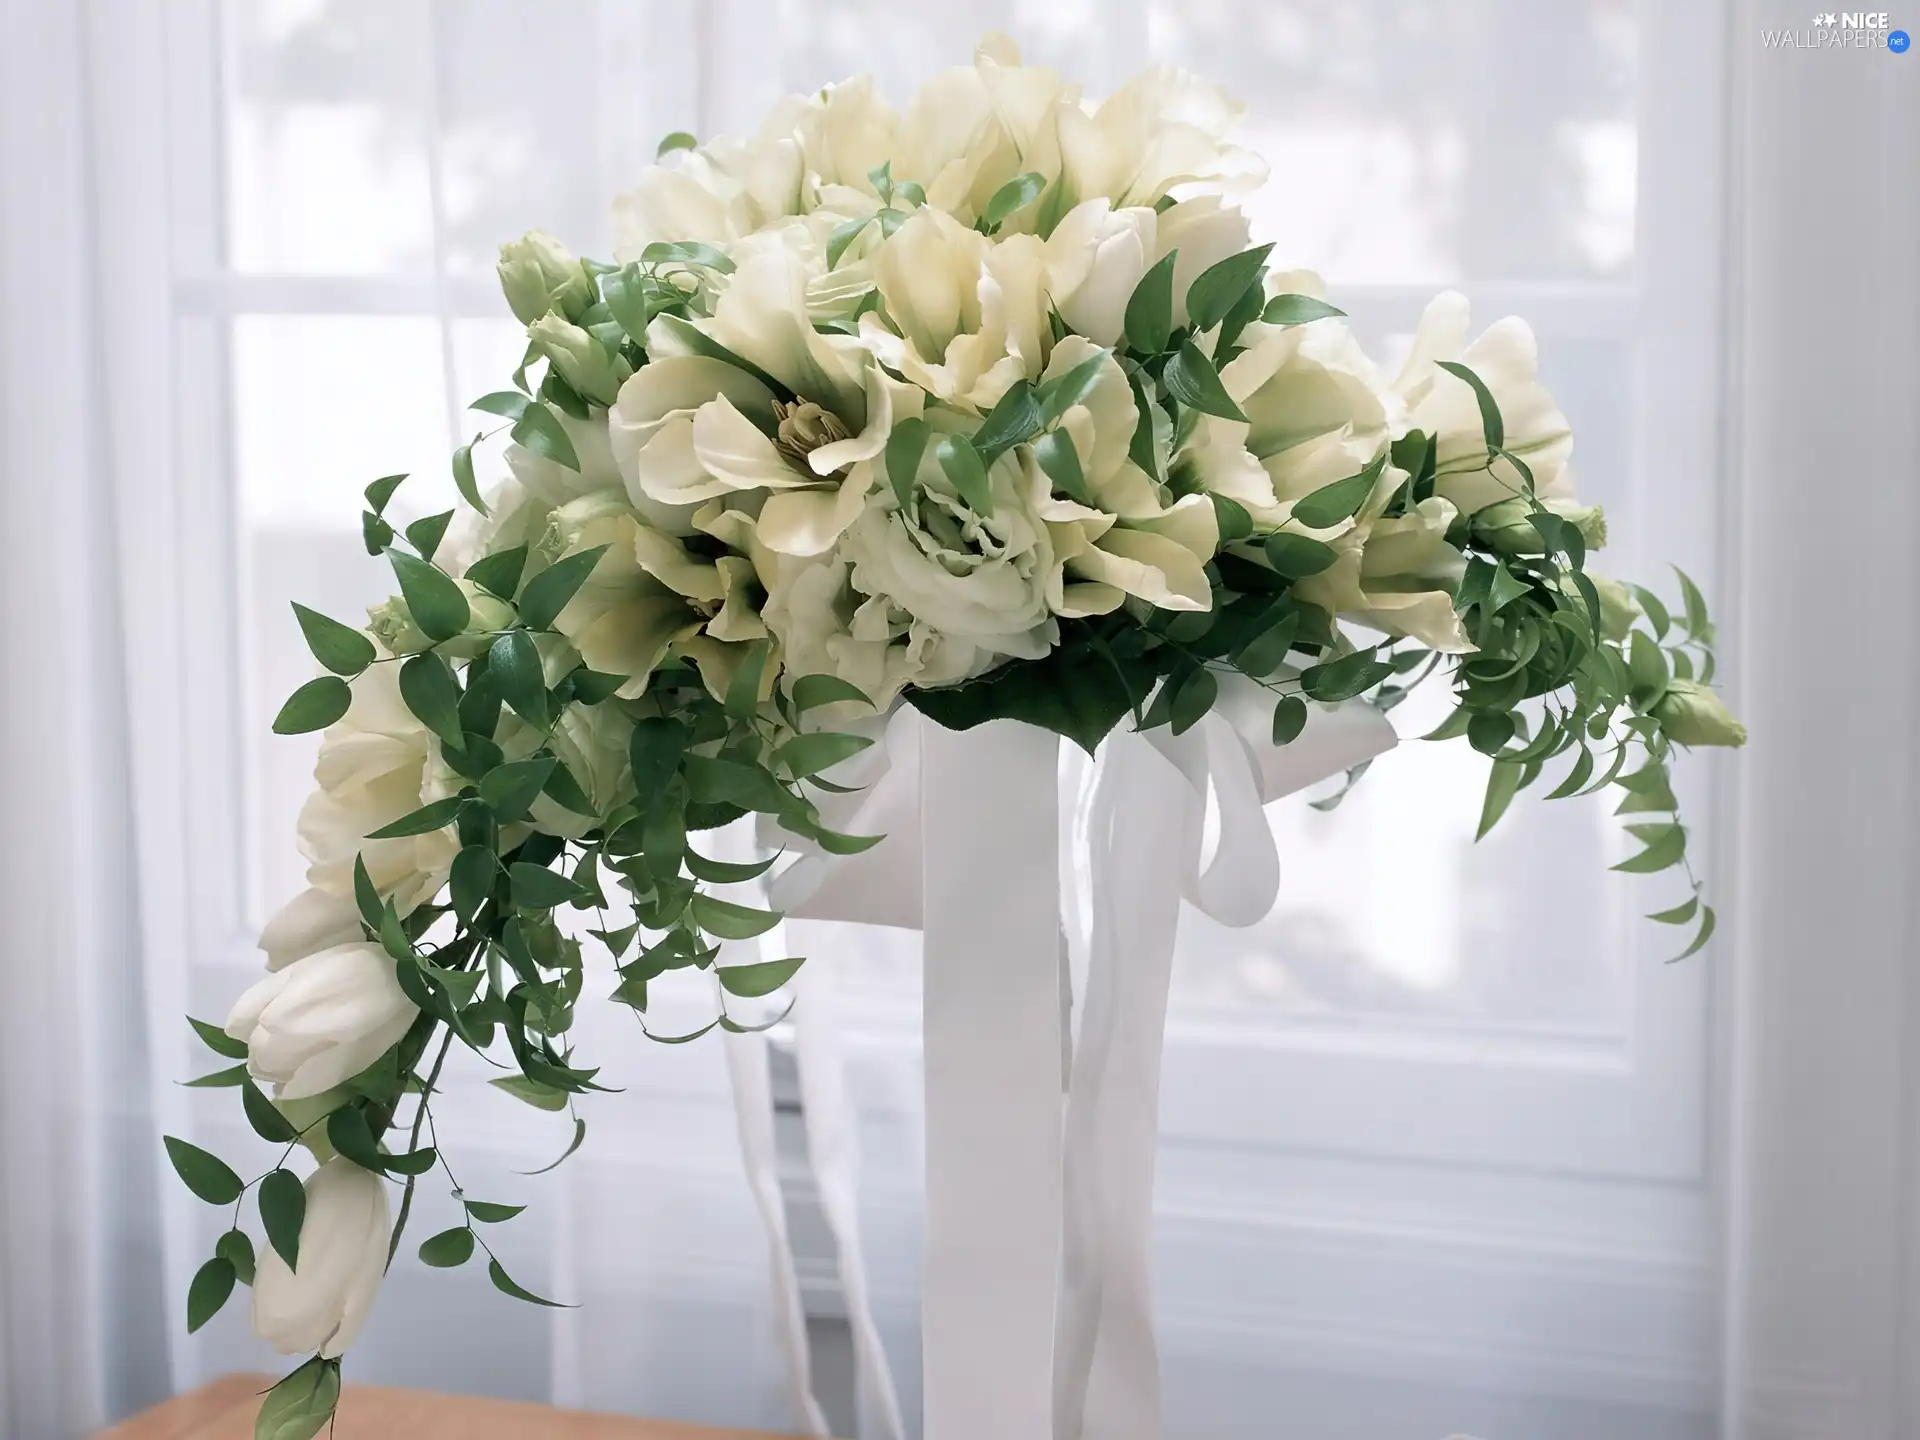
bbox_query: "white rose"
[1392,291,1576,516]
[1045,199,1156,347]
[843,446,1058,660]
[251,1159,390,1358]
[225,941,418,1100]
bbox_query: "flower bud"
[496,230,593,325]
[1472,497,1608,555]
[528,314,629,407]
[1588,573,1639,644]
[225,942,419,1100]
[1045,199,1156,347]
[366,578,515,661]
[1654,678,1747,748]
[252,1159,390,1358]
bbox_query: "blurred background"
[0,1,1913,1437]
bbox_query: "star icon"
[1824,11,1838,22]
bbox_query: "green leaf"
[450,844,497,922]
[1033,428,1091,504]
[405,509,455,562]
[216,1229,256,1287]
[255,1358,340,1440]
[419,1226,475,1268]
[1123,250,1179,355]
[563,668,627,705]
[826,214,874,269]
[184,1063,249,1088]
[364,796,464,840]
[491,1074,570,1112]
[1126,370,1163,482]
[165,1137,243,1206]
[451,439,487,514]
[242,1079,302,1144]
[259,1168,306,1271]
[272,676,352,735]
[1546,744,1596,799]
[519,545,609,631]
[1674,566,1712,638]
[726,639,770,719]
[398,651,464,748]
[1235,610,1300,678]
[777,731,874,779]
[1291,453,1385,530]
[683,850,777,884]
[1613,822,1687,873]
[1034,349,1112,428]
[481,756,558,822]
[544,756,597,817]
[1211,494,1254,544]
[1185,243,1273,334]
[1262,293,1347,326]
[981,170,1046,232]
[325,1106,386,1173]
[291,603,375,677]
[640,239,736,274]
[1476,759,1525,840]
[1648,894,1700,925]
[489,1256,572,1307]
[1272,695,1308,745]
[465,1200,526,1224]
[387,550,470,644]
[1161,340,1246,421]
[1435,360,1505,452]
[189,1015,249,1061]
[471,391,531,420]
[1300,649,1392,703]
[510,401,580,471]
[885,415,932,509]
[487,629,549,728]
[971,379,1043,461]
[689,893,782,940]
[186,1257,236,1334]
[466,545,527,601]
[366,508,397,550]
[1263,531,1338,579]
[1169,666,1219,736]
[521,1116,588,1175]
[1673,904,1717,961]
[511,862,587,909]
[656,129,697,157]
[717,957,805,998]
[791,673,874,713]
[364,474,407,514]
[933,433,993,516]
[1468,711,1516,755]
[628,716,689,804]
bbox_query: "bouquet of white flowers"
[166,34,1741,1437]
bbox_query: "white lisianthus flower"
[1392,291,1576,516]
[1654,678,1748,748]
[843,447,1059,660]
[1293,496,1475,653]
[1058,61,1266,209]
[611,119,804,256]
[251,1159,390,1358]
[860,207,1048,411]
[1151,195,1253,329]
[225,942,418,1100]
[793,74,899,192]
[1044,199,1156,348]
[527,314,631,408]
[760,552,1002,711]
[259,665,458,970]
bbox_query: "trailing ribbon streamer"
[771,689,1397,1439]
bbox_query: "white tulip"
[1045,199,1156,347]
[251,1159,390,1358]
[226,942,418,1101]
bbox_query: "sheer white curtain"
[7,2,1920,1438]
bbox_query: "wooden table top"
[99,1375,805,1440]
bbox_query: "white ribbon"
[769,681,1398,1439]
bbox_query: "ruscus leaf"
[272,677,352,736]
[164,1137,244,1206]
[291,603,375,677]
